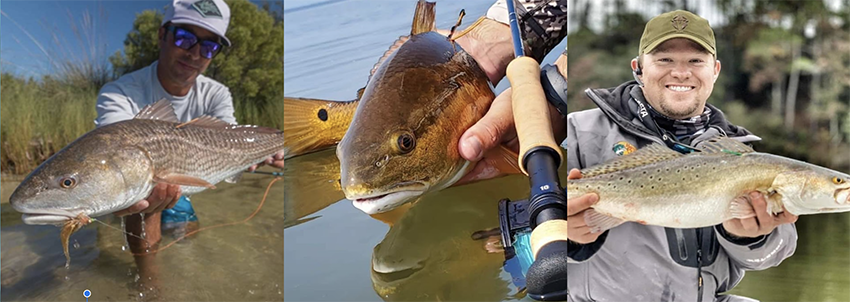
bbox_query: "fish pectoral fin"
[154,173,216,189]
[485,145,522,175]
[224,172,242,184]
[584,209,625,233]
[728,195,756,219]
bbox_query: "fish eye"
[60,177,76,189]
[396,132,416,154]
[833,177,845,185]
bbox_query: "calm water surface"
[1,170,284,301]
[284,0,848,301]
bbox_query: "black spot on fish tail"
[318,109,328,122]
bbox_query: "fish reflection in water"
[368,181,519,301]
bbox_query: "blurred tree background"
[567,0,850,172]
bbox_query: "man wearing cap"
[561,10,798,301]
[94,0,284,267]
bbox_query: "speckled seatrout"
[10,99,284,264]
[567,137,850,232]
[284,0,519,215]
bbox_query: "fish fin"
[369,36,409,81]
[410,0,436,35]
[728,195,756,219]
[135,98,179,122]
[584,209,625,233]
[694,136,755,155]
[175,115,282,134]
[225,172,242,184]
[284,149,346,228]
[283,97,356,159]
[154,173,216,189]
[581,144,682,178]
[485,145,522,175]
[356,87,366,100]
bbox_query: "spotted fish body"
[567,137,850,231]
[10,99,285,225]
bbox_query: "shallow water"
[1,170,284,301]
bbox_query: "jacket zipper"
[696,228,704,302]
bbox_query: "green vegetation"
[568,0,850,172]
[1,0,282,175]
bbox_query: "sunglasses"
[167,25,223,59]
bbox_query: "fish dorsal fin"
[177,115,281,134]
[581,144,683,178]
[356,87,366,100]
[694,136,755,155]
[411,0,436,35]
[135,98,179,123]
[176,115,232,129]
[368,36,409,81]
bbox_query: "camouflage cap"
[639,10,715,56]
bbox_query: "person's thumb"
[459,89,515,161]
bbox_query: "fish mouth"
[347,185,427,215]
[371,260,425,284]
[17,209,79,225]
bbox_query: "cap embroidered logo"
[672,15,688,32]
[192,0,222,19]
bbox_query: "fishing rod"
[503,0,568,300]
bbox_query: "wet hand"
[722,191,798,238]
[566,169,603,244]
[248,151,285,172]
[114,183,182,217]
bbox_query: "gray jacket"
[565,81,798,302]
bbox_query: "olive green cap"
[639,10,715,56]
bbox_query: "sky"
[0,0,279,79]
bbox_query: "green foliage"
[109,0,283,127]
[0,73,98,174]
[109,10,165,77]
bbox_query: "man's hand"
[249,151,285,172]
[438,18,514,84]
[722,191,798,238]
[114,183,182,217]
[566,169,603,244]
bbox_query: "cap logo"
[671,15,688,32]
[192,0,222,19]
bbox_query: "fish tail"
[410,0,436,35]
[283,97,357,159]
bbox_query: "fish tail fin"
[410,0,436,35]
[284,149,345,228]
[283,97,357,159]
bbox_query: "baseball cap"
[162,0,231,46]
[639,10,715,56]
